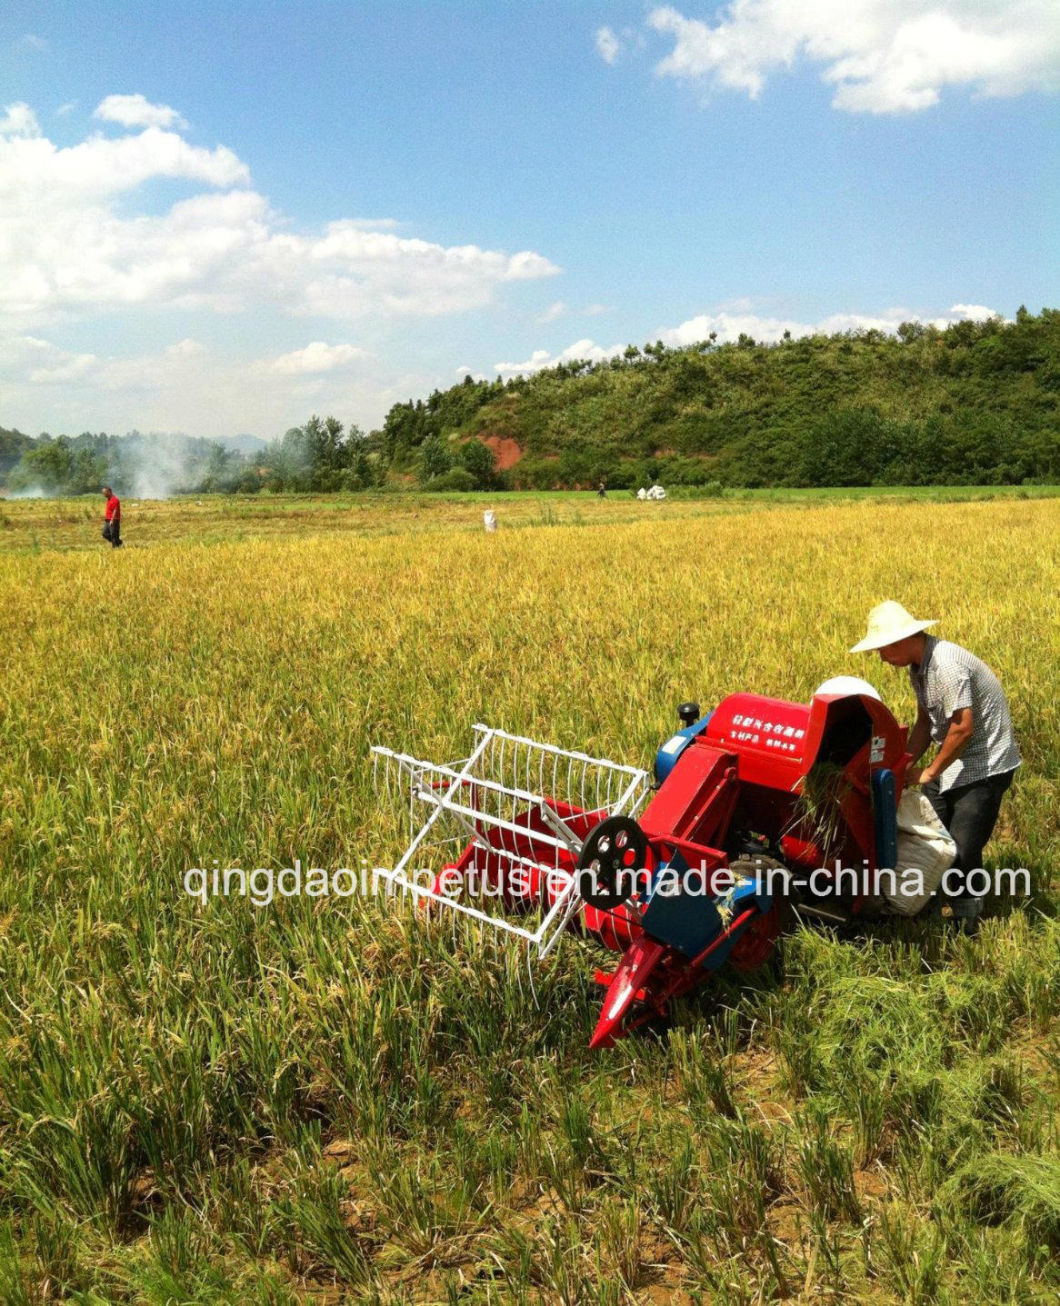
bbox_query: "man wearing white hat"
[851,600,1021,929]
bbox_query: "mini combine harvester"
[373,687,911,1048]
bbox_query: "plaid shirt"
[909,636,1021,792]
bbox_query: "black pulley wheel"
[576,816,649,908]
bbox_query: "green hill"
[379,307,1060,489]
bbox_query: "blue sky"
[1,1,1057,439]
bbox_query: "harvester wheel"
[576,816,648,908]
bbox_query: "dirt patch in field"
[854,1165,891,1203]
[481,435,523,470]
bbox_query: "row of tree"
[0,415,499,498]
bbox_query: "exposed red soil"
[480,434,523,470]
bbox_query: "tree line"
[3,308,1058,495]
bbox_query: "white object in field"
[483,510,497,532]
[637,487,648,500]
[647,484,666,500]
[813,675,882,701]
[371,725,650,958]
[881,789,957,916]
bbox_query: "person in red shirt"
[102,486,123,548]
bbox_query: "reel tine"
[524,738,532,814]
[526,940,539,1010]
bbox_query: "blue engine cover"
[641,857,771,962]
[654,711,713,784]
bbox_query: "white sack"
[881,788,957,916]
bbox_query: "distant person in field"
[851,600,1020,930]
[101,486,123,548]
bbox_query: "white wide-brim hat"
[850,600,936,653]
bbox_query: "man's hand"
[906,765,935,787]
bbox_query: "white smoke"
[123,434,206,499]
[112,431,261,498]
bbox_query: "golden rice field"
[1,491,1058,1303]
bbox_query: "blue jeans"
[923,770,1015,912]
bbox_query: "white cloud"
[660,303,1005,345]
[0,98,559,326]
[647,1,1060,113]
[495,337,627,375]
[296,222,557,318]
[0,332,431,437]
[496,349,554,374]
[660,308,907,346]
[268,342,369,374]
[537,300,568,323]
[0,112,249,207]
[21,34,48,52]
[94,93,188,130]
[596,26,621,65]
[949,302,1001,320]
[0,102,40,137]
[495,301,1005,374]
[29,351,99,384]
